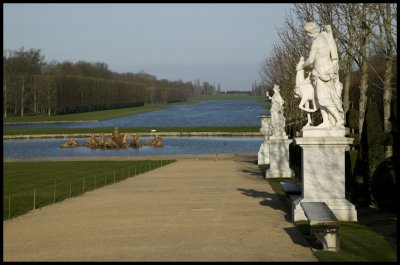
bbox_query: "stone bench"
[280,181,301,195]
[300,202,340,251]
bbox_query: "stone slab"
[280,181,301,195]
[300,127,348,138]
[300,202,339,226]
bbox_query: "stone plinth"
[292,127,357,221]
[265,136,294,178]
[258,142,270,165]
[257,115,271,165]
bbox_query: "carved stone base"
[265,138,294,178]
[258,142,270,165]
[292,128,357,221]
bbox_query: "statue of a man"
[267,84,286,136]
[302,22,344,128]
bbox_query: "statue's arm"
[303,41,317,70]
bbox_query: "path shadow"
[238,187,312,248]
[235,154,258,164]
[241,168,264,178]
[237,188,291,221]
[283,227,316,248]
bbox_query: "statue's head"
[304,22,320,35]
[273,84,280,93]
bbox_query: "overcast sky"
[4,3,293,91]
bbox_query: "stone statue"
[266,84,287,136]
[302,22,344,128]
[257,115,272,165]
[259,116,272,140]
[295,56,317,127]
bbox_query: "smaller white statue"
[266,84,287,137]
[295,56,317,127]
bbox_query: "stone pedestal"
[257,115,271,165]
[265,136,294,178]
[292,127,358,221]
[258,142,270,165]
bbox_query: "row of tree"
[259,3,397,208]
[3,48,222,116]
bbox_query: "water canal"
[4,100,268,159]
[4,137,263,159]
[5,100,268,128]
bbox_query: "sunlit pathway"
[3,154,317,261]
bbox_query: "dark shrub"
[371,156,397,210]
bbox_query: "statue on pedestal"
[267,84,287,137]
[301,22,344,128]
[258,115,272,165]
[259,116,272,140]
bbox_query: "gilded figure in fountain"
[83,134,98,148]
[60,128,165,150]
[60,137,80,148]
[142,134,164,147]
[130,134,142,148]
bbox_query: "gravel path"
[3,154,317,261]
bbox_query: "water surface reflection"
[3,137,263,159]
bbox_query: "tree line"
[258,3,397,209]
[3,48,221,116]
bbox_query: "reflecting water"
[5,100,268,129]
[3,137,263,159]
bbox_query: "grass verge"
[3,160,175,221]
[3,104,168,123]
[261,170,397,262]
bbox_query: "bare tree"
[370,3,397,158]
[355,4,379,136]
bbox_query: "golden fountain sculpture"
[60,128,164,149]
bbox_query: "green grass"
[3,104,168,123]
[3,160,175,220]
[313,221,397,261]
[265,177,397,262]
[3,126,260,136]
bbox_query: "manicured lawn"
[3,104,168,123]
[312,221,397,261]
[3,160,175,220]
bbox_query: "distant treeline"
[3,47,223,117]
